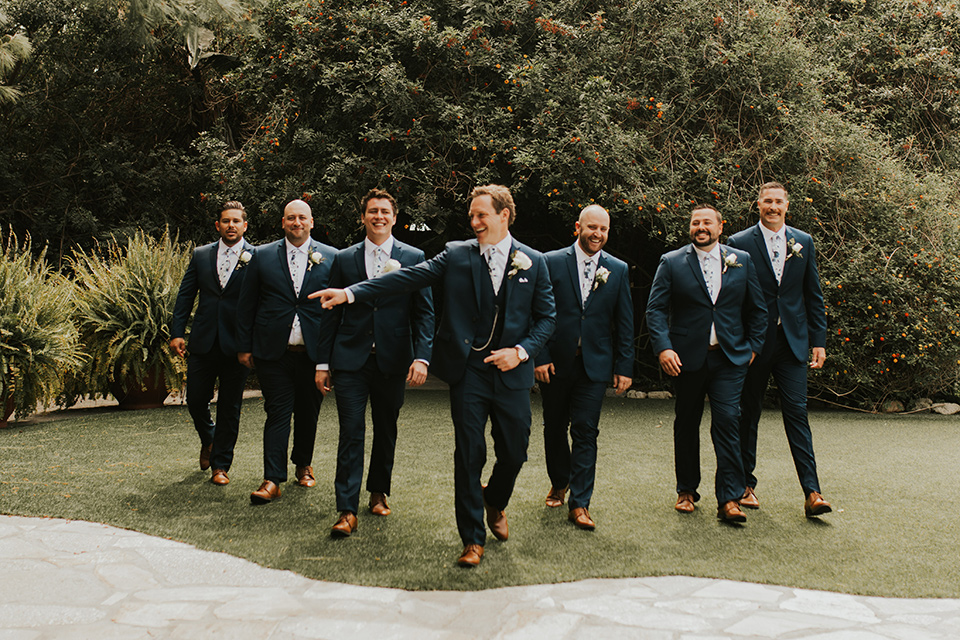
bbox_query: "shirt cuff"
[414,358,430,366]
[316,364,329,371]
[345,288,356,304]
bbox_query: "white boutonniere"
[507,250,533,278]
[235,250,252,270]
[382,258,402,274]
[786,238,803,260]
[593,266,611,291]
[722,250,742,274]
[306,250,325,271]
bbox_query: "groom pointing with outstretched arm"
[311,184,556,568]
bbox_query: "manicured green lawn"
[1,391,956,596]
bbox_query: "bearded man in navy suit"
[316,189,435,538]
[535,205,634,531]
[727,182,831,517]
[312,185,556,567]
[237,199,337,504]
[170,201,254,485]
[646,204,767,523]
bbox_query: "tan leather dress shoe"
[199,443,213,471]
[331,512,358,538]
[295,465,316,488]
[457,544,484,567]
[545,485,567,508]
[568,507,596,530]
[804,491,832,517]
[717,500,747,523]
[210,469,229,486]
[675,491,696,513]
[250,480,281,504]
[482,494,508,541]
[741,486,760,509]
[369,492,391,516]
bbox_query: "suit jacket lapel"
[470,241,484,312]
[565,245,583,309]
[503,242,518,309]
[352,242,366,281]
[221,241,246,290]
[207,243,221,290]
[685,245,711,301]
[751,226,776,281]
[584,251,606,311]
[278,241,298,298]
[782,227,796,280]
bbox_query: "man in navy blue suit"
[170,201,254,485]
[646,204,767,523]
[237,199,337,504]
[727,182,831,517]
[535,205,634,531]
[313,185,556,567]
[316,189,435,537]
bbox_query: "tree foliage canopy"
[2,0,960,408]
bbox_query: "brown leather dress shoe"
[457,544,484,567]
[717,500,747,523]
[482,493,508,541]
[568,507,596,530]
[331,511,358,538]
[545,485,567,508]
[675,491,696,513]
[741,486,760,509]
[804,491,832,517]
[369,492,391,516]
[199,443,213,470]
[295,465,316,488]
[250,480,281,504]
[210,469,229,486]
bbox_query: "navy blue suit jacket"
[727,224,827,362]
[347,238,556,389]
[646,244,767,370]
[236,238,338,363]
[318,239,435,374]
[170,240,254,355]
[535,245,634,382]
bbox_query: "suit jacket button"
[464,339,470,344]
[373,306,378,311]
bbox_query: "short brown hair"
[690,203,721,224]
[220,200,247,221]
[360,188,398,218]
[470,184,516,225]
[758,181,789,202]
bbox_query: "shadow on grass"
[1,391,958,596]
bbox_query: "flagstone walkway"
[2,515,958,639]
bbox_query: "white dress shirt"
[694,244,721,346]
[285,238,309,346]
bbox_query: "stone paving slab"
[1,515,958,639]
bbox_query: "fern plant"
[70,229,190,402]
[0,232,85,421]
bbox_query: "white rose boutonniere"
[306,250,325,271]
[786,238,803,260]
[382,258,402,274]
[722,250,742,274]
[593,266,611,291]
[235,250,253,270]
[507,250,533,278]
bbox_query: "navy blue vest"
[470,271,508,359]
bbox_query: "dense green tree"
[3,0,960,407]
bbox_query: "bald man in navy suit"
[727,181,831,517]
[646,204,767,523]
[237,199,337,504]
[313,185,555,567]
[170,201,254,486]
[535,205,634,531]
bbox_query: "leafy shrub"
[69,229,190,400]
[0,232,84,418]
